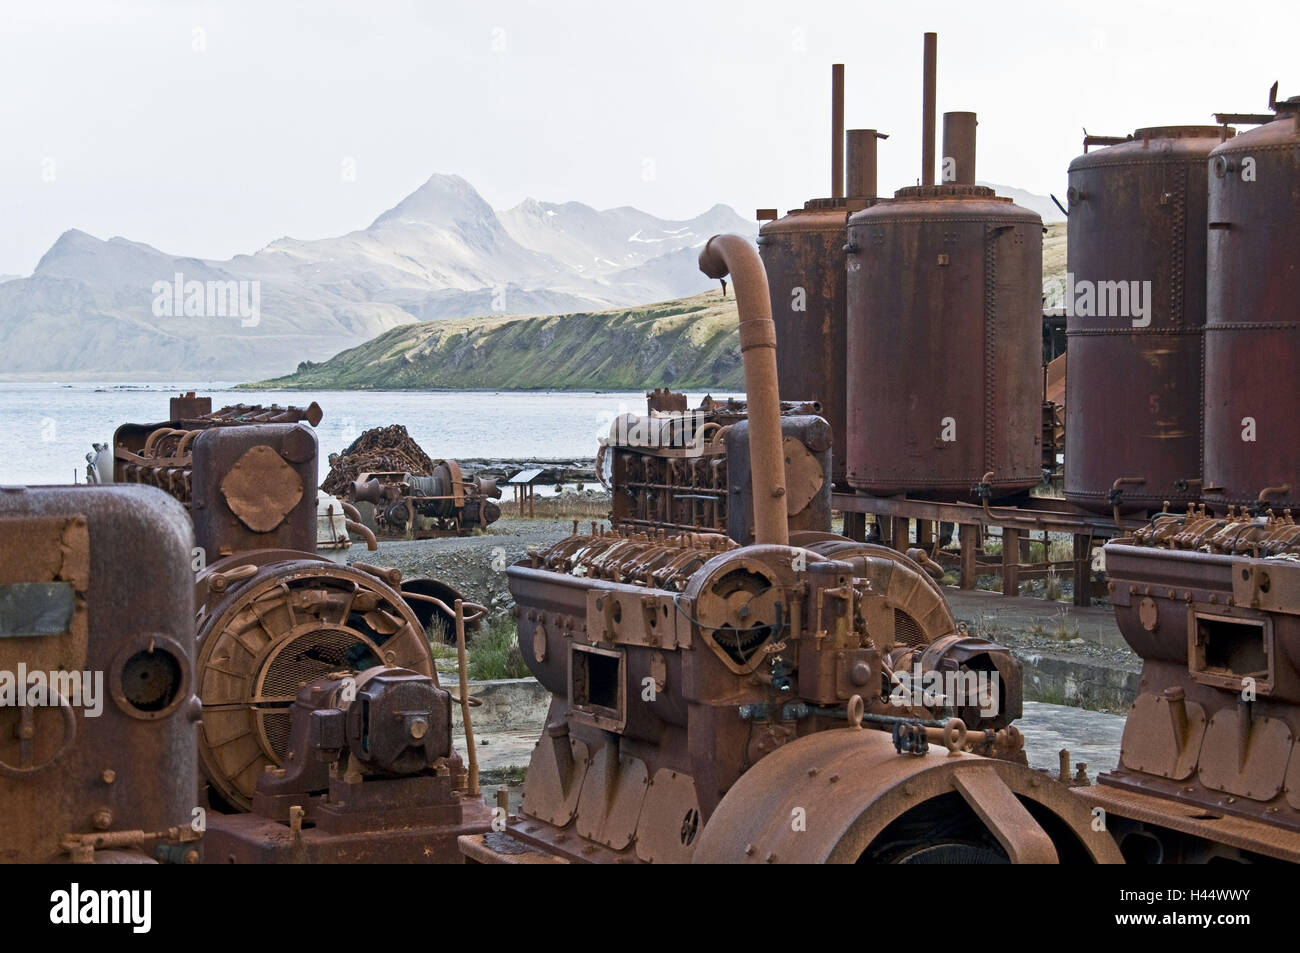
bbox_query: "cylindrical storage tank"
[1204,102,1300,508]
[1064,126,1228,514]
[845,185,1042,500]
[759,199,849,487]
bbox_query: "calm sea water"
[0,382,737,486]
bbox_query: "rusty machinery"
[458,235,1120,864]
[103,393,492,860]
[0,486,202,864]
[600,391,832,543]
[347,461,502,539]
[1075,506,1300,863]
[1070,89,1300,863]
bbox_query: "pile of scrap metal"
[323,424,501,538]
[457,235,1121,865]
[599,388,831,542]
[346,461,502,539]
[321,423,437,496]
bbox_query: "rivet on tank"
[845,34,1044,502]
[1203,87,1300,510]
[1063,124,1231,515]
[758,63,887,490]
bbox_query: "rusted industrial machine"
[1080,507,1300,862]
[601,391,831,542]
[1064,125,1230,515]
[92,394,493,860]
[458,235,1119,864]
[348,460,502,539]
[0,486,202,863]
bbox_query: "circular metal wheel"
[694,727,1124,864]
[194,558,434,810]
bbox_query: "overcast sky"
[1,0,1294,276]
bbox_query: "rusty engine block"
[459,235,1120,865]
[602,391,831,542]
[347,460,502,539]
[1077,505,1300,862]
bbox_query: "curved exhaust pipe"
[698,234,788,547]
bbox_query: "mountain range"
[0,174,756,379]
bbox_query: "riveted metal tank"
[845,184,1043,500]
[1203,98,1300,509]
[761,200,850,487]
[759,65,885,488]
[1064,126,1230,514]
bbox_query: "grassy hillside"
[248,232,1069,392]
[246,292,743,391]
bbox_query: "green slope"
[244,292,743,391]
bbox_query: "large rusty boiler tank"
[845,184,1043,500]
[759,63,887,489]
[458,234,1120,865]
[844,35,1042,501]
[1063,126,1230,515]
[0,485,201,864]
[1203,95,1300,509]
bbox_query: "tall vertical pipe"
[942,111,977,184]
[921,32,937,187]
[832,64,845,198]
[698,235,788,546]
[847,129,883,199]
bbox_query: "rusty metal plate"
[1119,692,1206,780]
[0,516,89,672]
[520,736,589,827]
[586,585,688,649]
[1234,560,1300,616]
[0,583,76,638]
[635,769,701,864]
[575,747,649,850]
[1285,739,1300,811]
[782,436,824,516]
[1198,709,1292,801]
[220,445,304,533]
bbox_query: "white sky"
[1,0,1295,276]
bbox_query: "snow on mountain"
[0,174,756,379]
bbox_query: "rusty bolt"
[183,849,200,864]
[92,809,113,830]
[410,718,429,740]
[101,769,116,784]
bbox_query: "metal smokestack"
[846,129,887,199]
[831,64,845,198]
[921,32,937,187]
[942,111,977,185]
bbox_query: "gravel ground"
[346,516,581,624]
